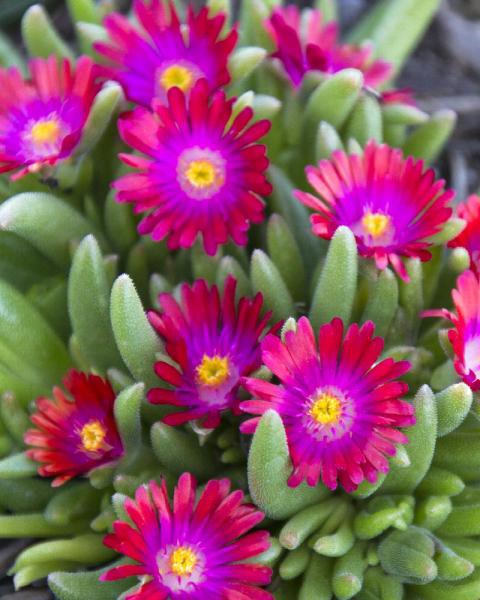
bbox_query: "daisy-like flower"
[265,6,391,88]
[147,276,277,429]
[24,370,123,487]
[423,270,480,391]
[114,79,271,255]
[448,194,480,271]
[295,141,454,281]
[100,473,273,599]
[95,0,237,107]
[0,56,98,180]
[240,317,414,492]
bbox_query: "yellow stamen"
[30,120,61,145]
[185,159,223,189]
[169,546,197,576]
[80,420,107,452]
[309,393,342,425]
[362,212,390,238]
[196,355,230,387]
[160,65,193,92]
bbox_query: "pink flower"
[101,473,273,599]
[295,141,454,281]
[95,0,237,107]
[148,276,278,428]
[241,317,414,492]
[24,370,124,487]
[114,79,271,255]
[0,56,98,179]
[423,270,480,391]
[266,6,391,88]
[448,194,480,272]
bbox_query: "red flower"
[95,0,237,107]
[0,56,98,179]
[101,473,273,599]
[424,270,480,391]
[114,79,271,255]
[265,6,391,88]
[148,276,278,428]
[24,370,124,486]
[241,317,413,492]
[295,141,454,280]
[448,194,480,272]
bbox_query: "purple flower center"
[177,146,226,200]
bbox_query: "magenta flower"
[95,0,237,107]
[24,370,124,487]
[240,317,414,492]
[448,194,480,272]
[114,79,271,255]
[147,276,278,429]
[424,270,480,391]
[265,6,391,88]
[0,56,98,180]
[295,141,454,281]
[100,473,273,599]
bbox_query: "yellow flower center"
[29,119,61,145]
[160,64,194,92]
[185,159,222,189]
[362,212,390,238]
[169,546,198,576]
[80,420,107,452]
[196,355,230,387]
[309,393,342,425]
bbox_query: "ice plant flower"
[423,270,480,391]
[24,370,123,487]
[265,6,391,88]
[448,194,480,271]
[147,276,277,428]
[0,56,98,180]
[95,0,237,107]
[295,141,454,281]
[100,473,273,599]
[240,317,414,491]
[114,79,271,255]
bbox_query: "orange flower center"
[362,212,390,238]
[309,392,342,425]
[160,64,194,92]
[80,420,107,452]
[169,546,198,576]
[196,355,230,387]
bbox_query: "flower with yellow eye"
[0,56,98,179]
[295,141,454,281]
[241,317,414,492]
[24,370,123,487]
[114,79,272,255]
[95,0,237,107]
[147,276,279,429]
[101,473,273,599]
